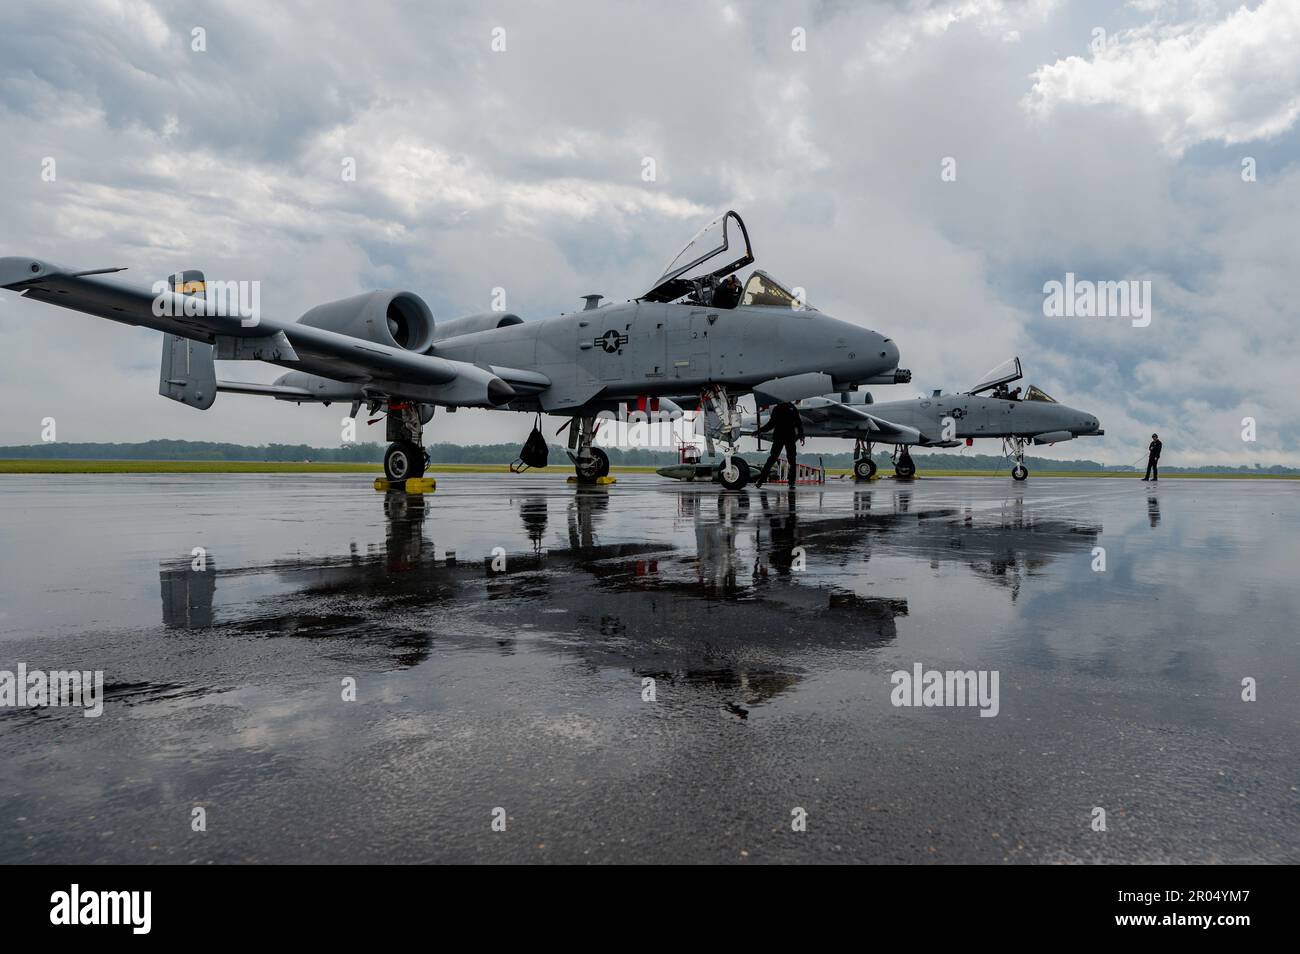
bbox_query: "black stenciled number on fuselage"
[597,330,629,354]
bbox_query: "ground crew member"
[1142,433,1162,481]
[754,401,805,489]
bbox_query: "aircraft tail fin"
[159,333,216,409]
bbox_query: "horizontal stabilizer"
[215,380,315,399]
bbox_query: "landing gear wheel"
[1011,464,1029,481]
[575,447,610,482]
[384,440,425,481]
[718,457,750,491]
[894,456,916,479]
[854,458,877,481]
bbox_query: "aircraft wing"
[797,399,924,444]
[0,257,516,408]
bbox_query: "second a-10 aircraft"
[1,210,905,488]
[752,357,1104,481]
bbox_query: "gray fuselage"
[797,392,1101,444]
[431,300,900,414]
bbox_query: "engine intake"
[296,290,435,353]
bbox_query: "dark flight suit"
[1144,438,1162,481]
[713,277,742,309]
[755,402,805,488]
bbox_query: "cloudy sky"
[1,0,1297,465]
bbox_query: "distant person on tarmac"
[754,401,806,489]
[1142,433,1162,481]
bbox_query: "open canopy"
[967,357,1023,395]
[641,210,754,303]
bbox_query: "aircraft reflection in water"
[159,492,443,667]
[157,484,1102,708]
[496,486,909,713]
[841,488,1103,602]
[160,556,217,629]
[155,487,907,713]
[679,484,1102,604]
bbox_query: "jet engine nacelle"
[433,311,524,342]
[296,290,436,353]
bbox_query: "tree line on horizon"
[0,439,1295,474]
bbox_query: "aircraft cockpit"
[640,210,813,312]
[968,357,1023,396]
[740,270,802,308]
[967,358,1057,402]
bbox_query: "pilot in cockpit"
[713,273,743,309]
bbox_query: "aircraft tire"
[384,441,426,481]
[718,457,750,491]
[1012,464,1029,481]
[575,447,610,482]
[853,458,877,481]
[894,458,916,479]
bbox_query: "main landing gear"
[892,445,916,479]
[566,416,610,483]
[853,438,877,481]
[1007,437,1030,481]
[702,384,749,491]
[382,401,430,481]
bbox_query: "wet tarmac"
[0,473,1296,863]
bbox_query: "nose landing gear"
[1006,437,1030,480]
[701,384,749,491]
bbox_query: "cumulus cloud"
[1024,0,1300,155]
[864,0,1059,63]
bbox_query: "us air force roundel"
[598,330,628,353]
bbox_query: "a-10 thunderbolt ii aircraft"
[738,357,1103,481]
[0,211,907,487]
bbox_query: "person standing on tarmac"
[1142,433,1162,481]
[754,401,806,489]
